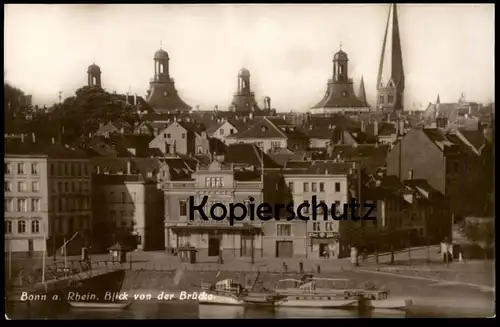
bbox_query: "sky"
[4,4,495,111]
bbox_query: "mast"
[42,223,46,284]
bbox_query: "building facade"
[5,135,92,256]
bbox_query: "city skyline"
[4,4,495,111]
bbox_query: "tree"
[33,86,138,143]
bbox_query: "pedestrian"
[299,261,304,274]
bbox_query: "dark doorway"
[208,234,220,257]
[276,241,293,258]
[319,243,328,256]
[241,233,253,257]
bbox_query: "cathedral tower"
[376,4,405,112]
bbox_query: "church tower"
[376,4,405,112]
[229,68,261,112]
[87,63,101,87]
[146,47,192,114]
[310,46,369,114]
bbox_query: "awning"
[311,238,337,245]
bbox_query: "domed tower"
[229,68,261,112]
[376,4,405,112]
[310,46,369,114]
[146,47,192,114]
[87,63,101,87]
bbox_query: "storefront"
[308,232,340,259]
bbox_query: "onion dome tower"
[87,63,101,87]
[229,68,261,112]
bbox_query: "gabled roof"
[269,148,306,166]
[225,117,286,139]
[458,130,486,151]
[177,121,206,135]
[224,143,282,168]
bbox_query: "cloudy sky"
[4,4,495,111]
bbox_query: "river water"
[5,300,492,319]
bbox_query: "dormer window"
[261,125,268,132]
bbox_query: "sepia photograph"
[3,3,495,319]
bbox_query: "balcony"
[234,181,262,189]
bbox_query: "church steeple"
[436,94,440,104]
[376,4,405,112]
[358,76,367,105]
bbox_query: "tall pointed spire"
[376,4,405,112]
[358,76,367,105]
[436,94,440,104]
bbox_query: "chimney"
[374,121,379,136]
[120,127,125,134]
[32,133,36,143]
[408,169,413,180]
[21,134,24,142]
[125,92,129,104]
[399,121,404,135]
[127,161,131,175]
[361,120,365,133]
[134,93,137,106]
[96,165,100,174]
[51,137,55,144]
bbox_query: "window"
[335,182,341,192]
[388,94,394,104]
[5,221,12,234]
[4,163,11,174]
[303,200,310,213]
[179,200,187,216]
[271,141,281,150]
[325,222,333,231]
[31,163,39,175]
[205,177,224,188]
[311,182,317,192]
[5,199,13,212]
[197,146,203,154]
[17,199,28,212]
[83,164,89,176]
[76,164,82,176]
[131,192,136,202]
[31,199,40,212]
[220,129,224,136]
[18,163,25,174]
[288,182,294,192]
[58,182,63,192]
[277,224,292,237]
[230,129,234,135]
[55,218,61,233]
[64,182,69,192]
[181,133,186,139]
[18,220,26,233]
[32,181,39,192]
[303,182,309,192]
[64,163,69,176]
[121,192,126,203]
[313,222,320,231]
[4,181,11,192]
[319,183,325,192]
[163,133,167,138]
[166,133,171,138]
[31,220,40,233]
[379,94,384,105]
[50,164,55,176]
[18,181,26,192]
[108,192,115,202]
[81,217,87,230]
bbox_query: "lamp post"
[251,229,255,265]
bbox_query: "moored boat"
[360,291,412,310]
[273,278,361,309]
[199,278,282,306]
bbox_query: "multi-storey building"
[149,118,210,156]
[162,144,305,259]
[5,135,92,256]
[283,160,356,259]
[91,160,164,251]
